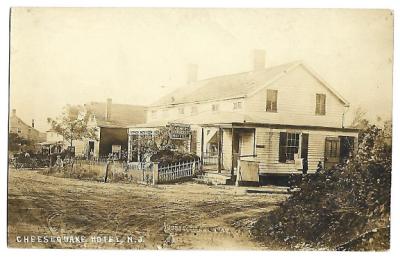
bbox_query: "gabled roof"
[85,102,146,128]
[10,115,42,134]
[152,61,349,107]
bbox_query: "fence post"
[152,162,159,185]
[104,160,110,183]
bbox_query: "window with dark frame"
[266,89,278,112]
[326,140,339,157]
[279,132,300,162]
[316,93,326,115]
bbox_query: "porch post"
[188,130,192,153]
[231,127,234,176]
[127,132,132,162]
[200,128,204,166]
[137,133,140,162]
[217,127,222,174]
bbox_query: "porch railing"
[202,152,223,166]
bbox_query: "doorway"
[339,136,355,162]
[88,141,95,158]
[324,137,340,170]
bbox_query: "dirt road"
[8,169,288,250]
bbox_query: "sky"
[10,8,393,131]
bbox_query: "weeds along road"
[8,169,288,250]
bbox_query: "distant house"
[9,109,46,143]
[72,99,146,158]
[129,50,358,175]
[38,129,68,155]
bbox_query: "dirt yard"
[8,168,288,250]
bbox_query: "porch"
[199,125,257,176]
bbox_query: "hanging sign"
[168,123,191,140]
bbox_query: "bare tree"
[350,107,370,130]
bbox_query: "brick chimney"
[12,109,16,117]
[31,119,35,128]
[253,49,266,71]
[105,98,112,121]
[187,64,198,84]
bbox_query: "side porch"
[195,123,359,184]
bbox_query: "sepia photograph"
[7,7,393,251]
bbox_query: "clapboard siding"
[244,64,345,128]
[255,127,358,174]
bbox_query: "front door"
[324,137,340,170]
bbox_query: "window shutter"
[316,94,320,114]
[279,132,287,163]
[321,94,326,115]
[301,133,309,160]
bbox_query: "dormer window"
[315,94,326,115]
[211,104,219,111]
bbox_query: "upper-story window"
[151,110,157,119]
[17,128,21,133]
[233,101,242,110]
[178,107,185,115]
[211,104,219,112]
[266,89,278,112]
[315,94,326,115]
[191,106,198,115]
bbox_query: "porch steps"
[196,171,232,185]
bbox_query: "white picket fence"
[125,159,200,184]
[157,159,200,183]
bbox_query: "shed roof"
[129,110,357,132]
[85,102,146,128]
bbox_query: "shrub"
[251,125,391,250]
[150,150,199,166]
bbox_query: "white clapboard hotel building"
[128,50,358,177]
